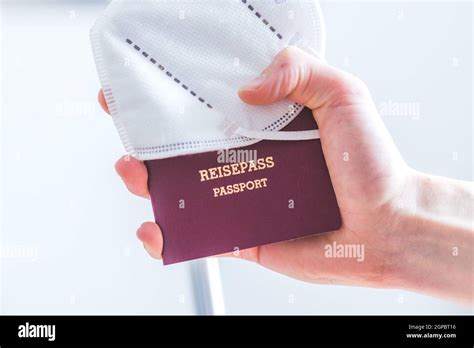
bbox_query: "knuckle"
[349,75,370,94]
[330,72,371,104]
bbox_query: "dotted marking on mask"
[262,103,303,131]
[135,137,249,155]
[241,0,283,40]
[134,102,304,155]
[125,38,213,109]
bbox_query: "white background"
[0,0,472,314]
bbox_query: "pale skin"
[99,47,473,306]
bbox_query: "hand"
[99,46,404,283]
[99,46,473,305]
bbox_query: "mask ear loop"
[231,125,320,141]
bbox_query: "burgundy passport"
[145,107,341,265]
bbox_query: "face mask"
[91,0,326,160]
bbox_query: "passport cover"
[145,107,341,265]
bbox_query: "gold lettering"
[231,163,240,175]
[211,177,269,197]
[265,156,275,168]
[222,165,231,177]
[216,165,223,178]
[208,167,219,180]
[199,170,210,182]
[233,183,239,193]
[239,161,248,172]
[257,158,266,170]
[248,161,258,172]
[199,156,275,183]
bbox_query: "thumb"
[238,46,366,121]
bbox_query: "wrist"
[386,170,474,305]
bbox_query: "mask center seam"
[125,38,214,110]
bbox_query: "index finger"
[98,89,110,115]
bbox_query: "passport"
[145,107,341,265]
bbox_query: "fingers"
[238,46,369,124]
[134,222,259,263]
[98,90,160,260]
[97,86,261,264]
[115,155,150,199]
[136,222,163,260]
[216,247,260,263]
[98,90,149,199]
[98,89,110,114]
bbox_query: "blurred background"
[0,0,472,314]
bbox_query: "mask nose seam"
[125,38,214,110]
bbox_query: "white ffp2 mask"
[91,0,325,160]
